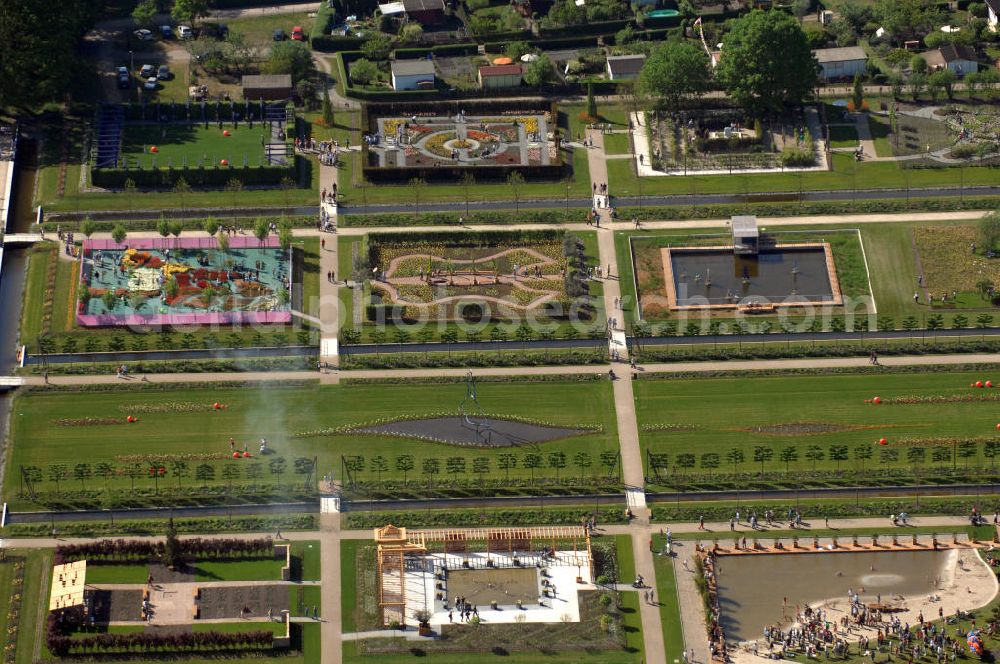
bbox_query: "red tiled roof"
[479,64,522,76]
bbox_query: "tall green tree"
[262,41,316,84]
[874,0,946,40]
[715,10,818,115]
[172,0,209,25]
[639,41,711,113]
[132,0,157,29]
[0,0,97,109]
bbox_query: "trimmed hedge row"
[91,163,297,188]
[55,537,274,564]
[1,514,315,538]
[635,340,1000,363]
[340,209,582,226]
[344,506,626,529]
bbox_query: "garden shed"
[241,74,292,101]
[605,54,646,81]
[391,59,436,90]
[402,0,446,25]
[922,44,978,76]
[478,64,523,89]
[812,46,867,80]
[731,215,759,255]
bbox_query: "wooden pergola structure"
[373,524,592,625]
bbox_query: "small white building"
[921,44,978,76]
[812,46,868,80]
[390,59,436,91]
[605,54,646,81]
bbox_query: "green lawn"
[650,536,685,664]
[635,368,1000,490]
[603,133,632,155]
[224,11,314,47]
[827,124,859,148]
[87,563,148,584]
[292,540,321,581]
[193,557,283,581]
[121,123,270,169]
[5,379,619,508]
[607,151,1000,197]
[340,539,366,634]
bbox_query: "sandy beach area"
[728,546,998,664]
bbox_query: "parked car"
[116,67,130,89]
[139,64,156,78]
[177,25,193,39]
[157,64,171,80]
[159,24,173,38]
[273,28,286,41]
[133,28,153,41]
[144,76,159,90]
[291,25,305,40]
[116,66,129,77]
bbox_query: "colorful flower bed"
[53,417,125,427]
[3,560,25,664]
[424,131,458,158]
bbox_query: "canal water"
[715,549,950,642]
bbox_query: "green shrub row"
[341,372,603,385]
[3,514,315,538]
[635,340,1000,364]
[42,215,316,233]
[340,209,582,227]
[622,196,1000,222]
[636,362,998,381]
[339,349,608,369]
[344,506,625,529]
[25,356,318,376]
[91,162,297,189]
[651,497,1000,523]
[25,379,316,394]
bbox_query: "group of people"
[447,596,479,623]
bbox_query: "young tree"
[73,463,92,491]
[574,451,593,478]
[254,217,270,244]
[94,462,115,493]
[829,445,849,470]
[639,41,711,113]
[361,33,392,60]
[409,177,427,214]
[853,444,873,473]
[700,452,720,477]
[523,453,543,483]
[507,172,525,214]
[459,172,475,217]
[422,457,440,488]
[779,446,799,472]
[400,23,423,42]
[851,74,864,111]
[195,463,216,484]
[111,223,127,245]
[715,10,818,115]
[173,177,191,212]
[395,455,414,486]
[472,457,490,484]
[752,445,773,473]
[48,464,69,494]
[726,448,745,474]
[268,457,287,478]
[495,452,516,483]
[586,82,598,120]
[370,455,389,483]
[262,41,316,84]
[804,445,825,470]
[80,217,98,238]
[170,461,189,489]
[548,452,567,482]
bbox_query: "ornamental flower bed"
[883,393,1000,405]
[886,436,1000,448]
[117,401,220,414]
[114,453,233,462]
[3,560,25,664]
[53,417,124,427]
[424,132,457,158]
[291,412,601,440]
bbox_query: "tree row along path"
[21,353,1000,388]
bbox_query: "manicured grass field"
[635,369,1000,488]
[651,535,685,664]
[5,379,618,507]
[607,151,1000,197]
[603,133,632,155]
[121,123,270,169]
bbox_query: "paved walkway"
[319,513,342,664]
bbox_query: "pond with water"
[715,550,950,642]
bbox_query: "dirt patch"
[355,416,590,447]
[197,584,289,620]
[914,225,1000,297]
[91,589,143,623]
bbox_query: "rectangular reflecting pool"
[715,550,950,642]
[664,245,840,308]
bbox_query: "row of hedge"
[55,537,274,564]
[339,209,582,226]
[1,514,315,538]
[91,162,297,189]
[651,497,1000,523]
[26,356,317,376]
[394,43,480,59]
[339,349,608,369]
[344,506,626,529]
[634,339,1000,363]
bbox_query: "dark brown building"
[241,74,293,101]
